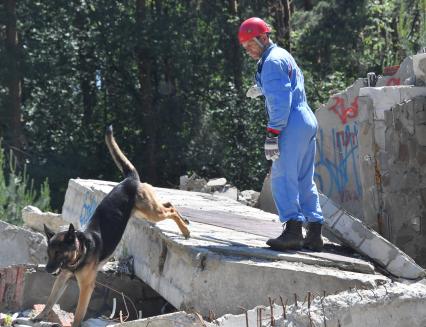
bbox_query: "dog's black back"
[84,126,140,262]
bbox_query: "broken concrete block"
[212,281,426,327]
[32,304,74,327]
[22,206,68,233]
[14,317,61,327]
[206,178,227,189]
[238,190,260,207]
[318,193,425,280]
[179,174,207,192]
[81,318,114,327]
[214,186,238,201]
[0,221,47,267]
[108,312,211,327]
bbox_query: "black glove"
[264,132,280,161]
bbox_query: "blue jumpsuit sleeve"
[261,59,292,131]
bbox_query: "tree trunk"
[136,0,158,184]
[228,0,243,93]
[270,0,291,51]
[3,0,26,156]
[74,0,97,127]
[304,0,313,11]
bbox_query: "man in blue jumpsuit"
[239,17,324,251]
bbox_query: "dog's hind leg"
[162,208,191,239]
[162,202,190,225]
[33,270,73,321]
[73,263,98,327]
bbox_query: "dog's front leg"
[33,270,73,321]
[73,265,98,327]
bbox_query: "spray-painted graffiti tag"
[79,191,99,228]
[386,78,400,86]
[328,96,359,124]
[315,125,362,203]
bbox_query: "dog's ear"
[44,224,55,241]
[68,223,75,233]
[65,223,76,242]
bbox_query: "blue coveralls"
[255,43,324,224]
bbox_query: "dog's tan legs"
[73,264,98,327]
[73,264,97,326]
[162,206,190,238]
[162,202,190,225]
[33,270,73,320]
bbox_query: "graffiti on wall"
[79,191,99,228]
[386,78,400,86]
[315,96,363,203]
[328,96,359,124]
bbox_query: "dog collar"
[67,236,86,270]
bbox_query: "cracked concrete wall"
[314,53,426,220]
[314,79,365,218]
[382,96,426,267]
[312,54,426,267]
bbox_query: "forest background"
[0,0,425,220]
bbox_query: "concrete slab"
[60,179,390,317]
[22,206,68,233]
[212,280,426,327]
[0,220,47,267]
[319,194,425,279]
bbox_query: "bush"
[0,140,52,225]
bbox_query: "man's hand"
[246,85,262,98]
[264,133,280,161]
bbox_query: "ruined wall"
[382,96,426,267]
[314,53,426,220]
[357,86,426,232]
[313,54,426,266]
[314,79,365,217]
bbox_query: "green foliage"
[0,140,52,225]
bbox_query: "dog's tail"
[105,125,140,181]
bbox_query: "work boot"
[304,222,324,251]
[266,220,303,251]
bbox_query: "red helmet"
[238,17,271,44]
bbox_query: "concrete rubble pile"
[179,174,260,207]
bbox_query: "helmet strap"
[253,36,265,49]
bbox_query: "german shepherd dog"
[34,126,190,327]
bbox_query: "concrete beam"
[61,179,389,317]
[319,194,425,279]
[212,280,426,327]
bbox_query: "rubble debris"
[107,311,211,327]
[31,304,74,327]
[238,190,260,207]
[13,317,61,327]
[81,318,114,327]
[22,206,67,233]
[179,174,259,206]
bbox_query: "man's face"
[241,36,264,60]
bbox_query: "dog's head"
[44,223,79,275]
